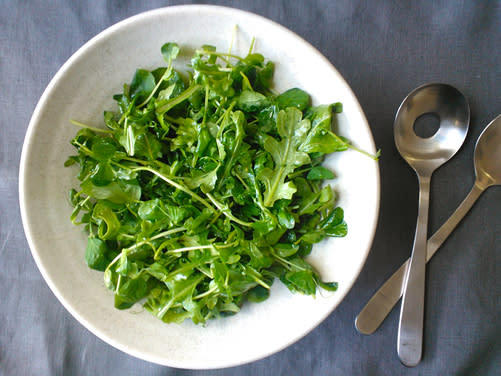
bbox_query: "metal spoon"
[355,114,501,335]
[393,83,469,367]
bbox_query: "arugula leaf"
[258,107,311,207]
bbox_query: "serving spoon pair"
[354,83,501,366]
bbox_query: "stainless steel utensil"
[355,114,501,336]
[393,83,470,366]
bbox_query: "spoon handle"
[397,174,430,367]
[355,182,484,336]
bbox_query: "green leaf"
[317,279,338,292]
[321,207,348,237]
[81,178,141,204]
[116,253,139,277]
[298,206,347,243]
[283,270,316,295]
[85,237,110,271]
[90,162,115,187]
[307,166,335,180]
[242,241,273,269]
[276,88,310,111]
[257,104,279,133]
[237,90,270,112]
[137,199,162,221]
[130,69,156,103]
[161,42,180,63]
[185,166,219,193]
[254,61,274,92]
[157,70,186,102]
[170,118,198,151]
[277,207,295,229]
[258,107,311,207]
[274,243,299,258]
[301,104,348,154]
[297,184,334,216]
[297,231,325,244]
[155,274,205,319]
[247,285,270,303]
[134,131,163,160]
[92,201,121,240]
[91,137,117,161]
[217,111,246,187]
[114,276,149,309]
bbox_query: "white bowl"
[19,5,380,369]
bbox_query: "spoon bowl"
[394,83,469,367]
[394,83,470,173]
[475,116,501,188]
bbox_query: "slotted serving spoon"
[393,83,469,366]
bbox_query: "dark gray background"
[1,1,500,375]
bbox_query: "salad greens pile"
[65,41,356,325]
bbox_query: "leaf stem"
[270,249,309,272]
[206,193,253,227]
[156,84,201,114]
[124,227,187,253]
[202,84,209,126]
[137,65,173,108]
[193,284,219,300]
[248,37,256,55]
[195,49,247,63]
[228,25,237,56]
[132,166,216,212]
[332,133,380,161]
[70,119,115,134]
[167,244,213,254]
[243,265,270,289]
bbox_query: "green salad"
[65,41,362,325]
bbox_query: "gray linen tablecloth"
[1,1,500,375]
